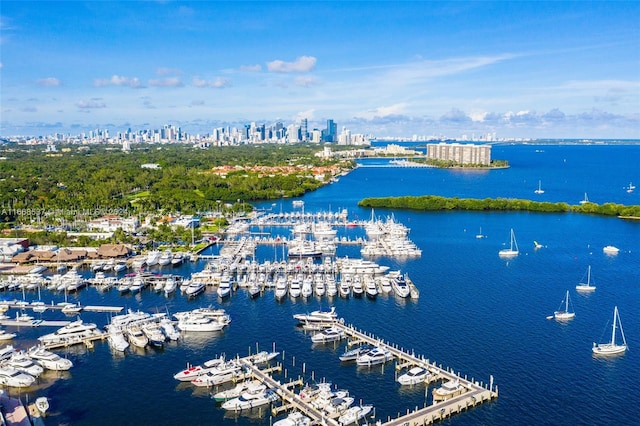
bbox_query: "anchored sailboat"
[553,290,575,321]
[575,265,596,292]
[498,228,519,257]
[534,180,544,194]
[579,192,589,205]
[592,306,627,356]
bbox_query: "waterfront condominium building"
[426,142,492,165]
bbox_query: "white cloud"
[36,77,61,87]
[239,64,262,72]
[94,75,142,88]
[148,77,184,87]
[76,99,106,109]
[356,103,408,120]
[266,56,317,73]
[294,109,315,122]
[192,77,231,88]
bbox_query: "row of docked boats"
[105,310,181,352]
[294,381,374,425]
[0,344,73,388]
[173,350,279,388]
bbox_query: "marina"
[0,144,636,425]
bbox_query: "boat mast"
[611,306,618,345]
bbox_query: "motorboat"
[289,277,302,299]
[390,272,411,298]
[176,311,231,332]
[35,396,50,416]
[221,386,279,411]
[142,322,166,347]
[603,245,620,255]
[0,329,16,341]
[27,346,73,370]
[126,325,149,348]
[274,411,312,426]
[191,361,247,387]
[185,281,205,298]
[173,356,225,381]
[293,307,338,324]
[38,320,102,346]
[356,347,393,366]
[339,344,373,362]
[364,276,378,299]
[432,379,466,401]
[212,379,262,402]
[337,405,374,426]
[164,277,177,296]
[4,352,44,377]
[339,277,351,299]
[274,275,288,301]
[351,275,364,298]
[311,327,345,343]
[0,366,35,387]
[107,326,130,352]
[159,318,181,341]
[246,350,280,366]
[397,366,431,385]
[301,276,313,298]
[322,395,355,418]
[217,275,232,299]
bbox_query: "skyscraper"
[324,119,337,142]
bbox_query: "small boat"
[580,192,590,204]
[337,405,374,426]
[0,366,36,387]
[432,379,465,401]
[592,306,627,356]
[248,282,261,299]
[534,180,544,194]
[274,411,312,426]
[575,265,596,292]
[35,396,50,416]
[397,366,431,385]
[0,328,16,341]
[475,226,485,239]
[603,245,620,255]
[498,228,519,257]
[553,290,575,321]
[311,327,345,343]
[625,181,636,193]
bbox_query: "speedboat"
[0,366,35,387]
[126,325,149,348]
[274,411,312,426]
[217,276,232,299]
[322,395,355,418]
[246,350,280,366]
[432,379,465,401]
[603,245,620,255]
[176,311,230,332]
[356,347,393,366]
[173,356,225,381]
[337,405,374,426]
[390,272,411,298]
[107,327,130,352]
[142,322,166,347]
[159,318,181,341]
[397,366,430,385]
[0,329,16,341]
[289,277,302,299]
[185,281,205,298]
[5,352,44,377]
[27,346,73,370]
[35,397,50,416]
[221,386,279,411]
[364,276,378,299]
[311,327,345,343]
[274,276,288,301]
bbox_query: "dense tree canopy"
[358,195,640,218]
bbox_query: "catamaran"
[592,306,627,356]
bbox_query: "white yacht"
[274,411,312,426]
[107,327,130,352]
[126,325,149,348]
[0,366,36,388]
[293,307,338,324]
[176,311,230,332]
[221,385,279,411]
[390,272,410,298]
[191,361,248,387]
[397,366,431,385]
[173,356,225,381]
[185,281,205,298]
[432,379,466,401]
[217,275,232,299]
[159,317,181,341]
[5,352,44,377]
[603,245,620,255]
[356,347,393,366]
[274,275,288,301]
[310,327,345,343]
[289,277,302,299]
[27,346,73,370]
[38,319,102,346]
[213,380,262,402]
[337,405,374,426]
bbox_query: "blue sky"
[1,1,639,139]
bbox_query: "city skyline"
[1,1,639,139]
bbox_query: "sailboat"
[592,306,627,356]
[579,192,589,205]
[625,182,635,193]
[553,290,575,321]
[475,227,485,239]
[575,265,596,292]
[498,228,519,257]
[534,180,544,194]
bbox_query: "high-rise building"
[324,119,337,142]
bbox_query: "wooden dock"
[332,322,498,425]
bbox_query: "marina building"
[426,142,492,165]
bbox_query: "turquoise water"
[6,143,639,425]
